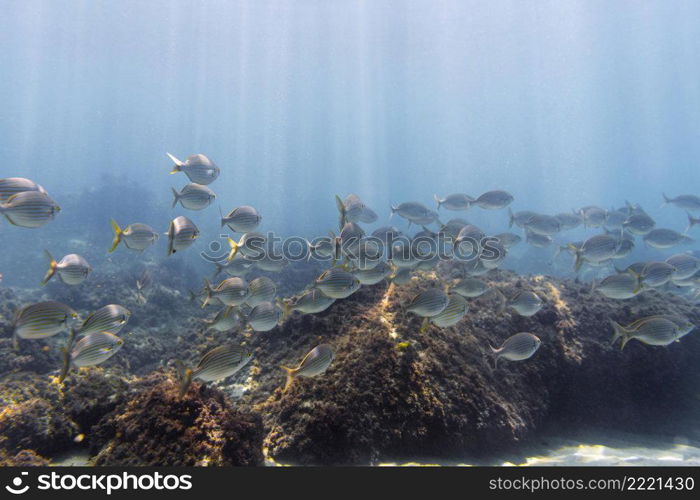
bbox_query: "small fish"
[171,183,216,210]
[579,206,607,228]
[622,211,655,235]
[472,190,513,210]
[202,277,249,308]
[314,268,361,299]
[452,277,490,298]
[77,304,131,336]
[554,212,583,231]
[523,214,560,236]
[353,261,393,285]
[634,261,675,288]
[662,193,700,211]
[109,220,159,252]
[525,230,553,248]
[406,288,449,317]
[204,306,241,332]
[0,177,47,202]
[166,152,220,185]
[494,232,522,249]
[59,331,124,382]
[279,289,335,320]
[509,209,538,229]
[13,301,78,344]
[604,210,628,230]
[220,205,262,233]
[570,234,620,271]
[434,193,474,211]
[643,228,694,249]
[666,253,700,281]
[390,267,413,285]
[281,344,334,392]
[0,191,60,228]
[395,341,411,350]
[336,194,366,227]
[176,344,252,398]
[593,273,640,299]
[244,301,281,331]
[166,216,199,255]
[505,290,543,316]
[390,201,432,222]
[625,315,695,338]
[430,294,468,328]
[489,332,541,368]
[246,276,277,307]
[611,317,685,350]
[41,251,92,286]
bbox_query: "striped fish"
[643,228,694,249]
[279,289,335,319]
[390,201,431,222]
[202,278,249,308]
[509,209,538,229]
[523,214,561,236]
[526,231,553,248]
[246,277,277,307]
[662,193,700,211]
[594,273,640,299]
[358,206,378,224]
[0,191,60,228]
[666,253,700,281]
[204,306,241,332]
[506,290,543,316]
[281,344,334,392]
[314,268,361,299]
[0,177,47,202]
[14,301,78,343]
[625,315,695,338]
[77,304,131,336]
[623,211,655,235]
[221,205,262,233]
[167,152,220,185]
[452,277,490,298]
[473,190,513,210]
[58,331,124,382]
[171,183,216,210]
[636,261,675,288]
[109,220,159,252]
[611,317,684,350]
[336,194,366,227]
[42,251,91,286]
[406,288,449,317]
[570,234,620,271]
[176,344,252,398]
[391,267,413,285]
[494,232,522,249]
[434,193,473,211]
[430,294,468,328]
[244,301,281,332]
[555,212,583,231]
[353,261,392,285]
[490,332,541,368]
[580,206,607,227]
[166,216,199,256]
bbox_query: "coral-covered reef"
[1,266,699,465]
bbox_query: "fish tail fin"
[41,250,57,285]
[166,152,183,173]
[494,288,507,313]
[280,365,296,393]
[201,279,212,308]
[170,187,179,208]
[610,320,628,347]
[219,206,226,228]
[277,298,292,322]
[508,207,514,228]
[661,193,670,207]
[434,194,442,210]
[108,219,122,253]
[389,204,397,219]
[419,317,430,333]
[177,365,193,399]
[226,237,239,262]
[488,343,500,369]
[569,245,583,272]
[58,347,71,383]
[685,212,697,233]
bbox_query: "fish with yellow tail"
[41,251,92,286]
[109,219,159,253]
[166,152,220,185]
[174,344,252,398]
[280,344,335,393]
[489,332,541,369]
[59,331,123,383]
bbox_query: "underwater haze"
[2,0,700,467]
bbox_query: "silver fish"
[221,206,262,233]
[391,267,413,284]
[0,191,60,228]
[494,232,522,249]
[580,206,607,228]
[604,210,627,230]
[353,261,393,285]
[506,290,543,316]
[204,306,241,332]
[554,212,584,231]
[636,261,675,288]
[434,193,473,211]
[70,332,124,367]
[523,214,560,236]
[662,193,700,211]
[611,317,685,350]
[281,344,334,392]
[167,152,220,185]
[525,230,553,248]
[622,212,655,235]
[41,251,91,286]
[109,220,159,252]
[490,332,541,367]
[570,234,620,271]
[390,201,432,222]
[202,278,249,308]
[166,216,199,255]
[77,304,131,336]
[336,194,366,226]
[177,344,252,397]
[171,183,216,210]
[245,301,281,331]
[509,209,538,229]
[666,253,700,281]
[14,301,78,342]
[430,294,468,327]
[594,273,640,299]
[280,289,335,318]
[452,277,490,298]
[246,277,277,307]
[473,190,513,210]
[643,228,694,249]
[315,268,361,299]
[406,288,449,317]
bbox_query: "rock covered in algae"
[92,372,264,466]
